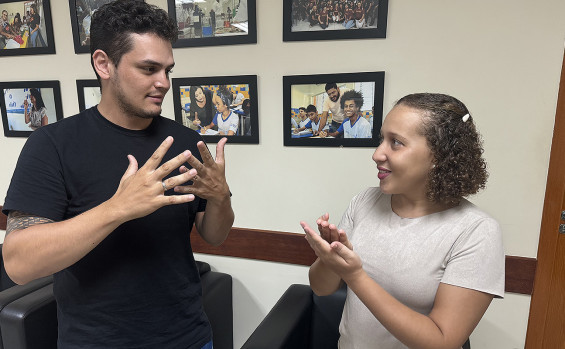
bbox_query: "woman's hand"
[302,220,361,282]
[316,213,353,249]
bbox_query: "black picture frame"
[172,75,259,144]
[68,0,114,54]
[283,71,384,147]
[0,0,55,56]
[1,80,63,137]
[167,0,257,48]
[76,79,100,111]
[283,0,388,42]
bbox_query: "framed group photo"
[168,0,257,48]
[1,80,63,137]
[68,0,114,54]
[283,71,385,147]
[0,0,55,56]
[76,79,100,111]
[172,75,259,144]
[283,0,388,42]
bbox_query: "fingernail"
[183,150,190,158]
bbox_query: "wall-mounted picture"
[76,79,100,111]
[283,0,388,42]
[1,80,63,137]
[0,0,55,56]
[283,72,384,147]
[172,75,258,144]
[68,0,114,54]
[167,0,256,48]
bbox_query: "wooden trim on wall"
[191,226,537,295]
[0,206,536,295]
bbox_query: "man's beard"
[116,89,161,120]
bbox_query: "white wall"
[2,1,565,348]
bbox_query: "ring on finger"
[162,180,168,191]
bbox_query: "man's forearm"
[3,201,127,285]
[196,196,234,246]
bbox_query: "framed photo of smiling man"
[283,71,384,147]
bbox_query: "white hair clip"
[462,114,470,122]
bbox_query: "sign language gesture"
[301,217,362,283]
[109,136,198,222]
[173,137,230,204]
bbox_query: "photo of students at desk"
[178,84,251,137]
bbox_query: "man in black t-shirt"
[2,1,234,348]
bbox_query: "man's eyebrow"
[138,60,175,69]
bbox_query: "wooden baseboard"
[190,227,537,295]
[0,207,536,295]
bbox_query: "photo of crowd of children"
[1,82,63,137]
[173,76,259,143]
[0,0,50,51]
[291,0,380,32]
[172,0,250,40]
[71,0,114,52]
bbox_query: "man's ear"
[92,49,113,81]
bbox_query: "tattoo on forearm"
[6,211,54,235]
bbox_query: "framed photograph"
[283,71,385,147]
[0,0,55,56]
[167,0,257,48]
[172,75,259,144]
[68,0,114,54]
[76,79,100,111]
[1,80,63,137]
[283,0,388,42]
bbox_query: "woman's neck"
[391,194,456,218]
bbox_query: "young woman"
[29,4,46,47]
[189,85,214,131]
[201,86,238,136]
[303,93,504,349]
[24,88,48,130]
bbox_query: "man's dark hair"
[89,0,177,84]
[325,82,338,92]
[306,104,317,113]
[340,90,364,110]
[299,107,306,112]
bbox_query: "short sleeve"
[3,129,68,221]
[322,98,330,112]
[229,115,239,133]
[442,217,505,298]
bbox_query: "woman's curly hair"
[396,93,488,205]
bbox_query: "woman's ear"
[92,49,112,81]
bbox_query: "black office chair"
[242,284,471,349]
[0,259,233,349]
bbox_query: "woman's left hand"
[302,221,363,282]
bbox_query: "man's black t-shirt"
[3,107,212,349]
